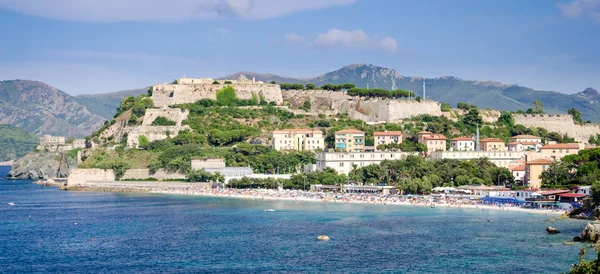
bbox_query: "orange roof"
[526,158,552,165]
[541,143,580,149]
[510,165,526,171]
[511,135,541,139]
[417,131,432,135]
[423,134,447,140]
[273,128,320,134]
[336,129,364,134]
[374,131,402,136]
[521,142,540,145]
[507,142,520,146]
[451,137,472,141]
[480,138,504,143]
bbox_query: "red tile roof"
[511,135,542,139]
[557,193,587,198]
[336,129,364,134]
[273,128,320,134]
[539,190,570,195]
[541,143,580,149]
[526,158,553,165]
[423,134,447,140]
[451,137,472,141]
[480,138,504,143]
[510,165,526,171]
[374,131,402,136]
[521,142,540,145]
[507,142,520,146]
[417,131,432,135]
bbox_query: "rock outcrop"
[6,151,76,180]
[581,223,600,243]
[546,226,561,234]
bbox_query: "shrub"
[151,117,177,126]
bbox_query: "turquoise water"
[0,166,594,273]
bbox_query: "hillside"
[0,80,106,137]
[225,64,600,122]
[74,88,147,119]
[0,124,39,161]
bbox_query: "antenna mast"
[423,78,426,101]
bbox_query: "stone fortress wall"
[514,114,600,144]
[282,89,442,123]
[126,108,190,147]
[151,77,283,107]
[67,168,185,186]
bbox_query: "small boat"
[8,202,15,206]
[317,235,330,241]
[264,209,276,212]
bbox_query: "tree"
[212,80,220,84]
[533,100,544,114]
[440,102,452,112]
[498,112,514,127]
[457,102,471,110]
[147,87,153,97]
[224,80,233,84]
[462,108,483,128]
[270,81,276,84]
[568,108,584,124]
[306,83,316,90]
[138,135,149,147]
[568,247,600,274]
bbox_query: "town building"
[510,135,543,144]
[510,165,526,184]
[539,143,582,161]
[449,137,474,151]
[524,158,553,189]
[456,185,510,196]
[429,151,527,168]
[507,142,542,152]
[310,151,418,174]
[373,131,402,148]
[271,128,324,151]
[73,139,86,149]
[39,135,65,147]
[335,129,365,152]
[479,138,506,151]
[576,186,592,196]
[417,131,447,153]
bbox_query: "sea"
[0,166,595,273]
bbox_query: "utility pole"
[422,79,426,101]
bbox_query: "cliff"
[0,80,106,137]
[7,151,76,180]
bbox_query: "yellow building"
[374,131,402,147]
[525,158,552,189]
[271,129,324,151]
[335,129,365,152]
[417,131,447,153]
[539,143,581,161]
[479,138,506,151]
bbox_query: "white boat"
[8,202,15,206]
[264,209,276,212]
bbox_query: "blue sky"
[0,0,599,95]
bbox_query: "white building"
[312,151,418,174]
[271,128,324,151]
[510,165,526,184]
[429,151,528,168]
[449,137,474,151]
[576,186,592,196]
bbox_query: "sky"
[0,0,599,95]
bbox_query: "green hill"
[0,124,39,161]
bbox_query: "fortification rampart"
[68,168,185,186]
[513,114,600,143]
[281,90,441,122]
[126,108,190,147]
[152,83,283,107]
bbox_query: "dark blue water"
[0,166,593,273]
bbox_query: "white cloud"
[285,29,398,53]
[0,0,358,22]
[557,0,600,22]
[285,33,303,43]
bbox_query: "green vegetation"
[569,107,584,124]
[568,247,600,274]
[279,83,355,91]
[0,124,39,161]
[540,148,600,194]
[231,156,511,192]
[151,117,177,126]
[114,95,154,118]
[212,80,220,84]
[224,80,232,84]
[66,148,82,159]
[440,102,452,112]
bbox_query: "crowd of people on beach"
[152,186,567,214]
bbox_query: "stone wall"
[152,83,283,107]
[122,169,186,180]
[282,90,441,122]
[68,168,185,185]
[514,114,600,143]
[67,168,115,185]
[126,108,190,147]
